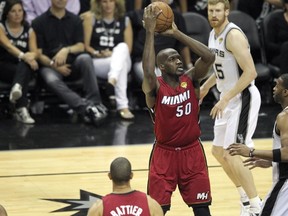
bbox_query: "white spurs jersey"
[208,22,254,93]
[272,108,288,183]
[272,121,281,183]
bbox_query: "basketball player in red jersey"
[87,157,163,216]
[142,4,215,216]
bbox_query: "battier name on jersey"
[110,205,143,216]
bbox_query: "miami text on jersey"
[161,90,190,105]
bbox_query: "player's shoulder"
[226,23,245,39]
[226,25,247,50]
[87,200,103,216]
[277,109,288,121]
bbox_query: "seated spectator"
[82,0,134,120]
[22,0,80,24]
[0,0,38,124]
[237,0,282,21]
[265,0,288,75]
[127,0,193,86]
[32,0,107,126]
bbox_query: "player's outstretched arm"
[142,4,160,108]
[221,29,257,103]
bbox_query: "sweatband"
[273,149,281,162]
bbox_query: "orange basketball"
[151,1,174,33]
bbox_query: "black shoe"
[85,105,108,126]
[105,83,116,110]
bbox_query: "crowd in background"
[0,0,287,126]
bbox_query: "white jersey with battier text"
[208,22,255,93]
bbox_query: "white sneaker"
[15,107,35,124]
[9,83,22,103]
[248,206,261,216]
[240,201,250,216]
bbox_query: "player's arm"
[166,25,215,81]
[147,195,164,216]
[142,5,159,108]
[258,111,288,161]
[221,29,257,102]
[277,111,288,161]
[249,112,288,162]
[87,200,103,216]
[210,29,257,119]
[229,112,288,162]
[255,111,288,162]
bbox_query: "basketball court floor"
[0,101,281,216]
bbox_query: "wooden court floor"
[0,139,273,216]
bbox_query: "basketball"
[151,1,174,33]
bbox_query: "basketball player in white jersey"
[200,0,262,215]
[228,73,288,216]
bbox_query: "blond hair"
[90,0,126,20]
[208,0,230,10]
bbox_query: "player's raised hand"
[143,4,161,31]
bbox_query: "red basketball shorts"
[148,140,212,207]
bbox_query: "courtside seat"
[259,9,283,78]
[182,12,211,62]
[182,12,211,46]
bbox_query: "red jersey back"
[102,190,150,216]
[154,75,201,147]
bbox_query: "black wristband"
[249,148,255,157]
[273,149,281,162]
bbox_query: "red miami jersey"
[154,75,200,147]
[102,190,151,216]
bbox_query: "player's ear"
[159,64,164,70]
[225,9,229,17]
[108,172,112,180]
[130,172,133,180]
